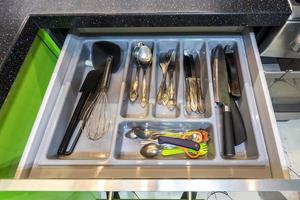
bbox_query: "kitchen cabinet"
[0,28,297,191]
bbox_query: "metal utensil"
[129,43,143,102]
[125,127,181,140]
[125,127,152,139]
[183,54,192,114]
[135,43,152,108]
[224,45,241,98]
[212,45,235,157]
[230,96,247,145]
[167,50,177,110]
[187,54,198,112]
[157,52,171,105]
[140,136,200,158]
[194,53,205,113]
[140,143,208,158]
[82,56,114,140]
[161,143,208,156]
[225,45,247,145]
[140,143,162,158]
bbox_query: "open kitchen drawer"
[0,29,292,191]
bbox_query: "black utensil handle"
[57,92,89,156]
[230,97,247,145]
[158,136,200,151]
[223,106,236,157]
[64,122,83,155]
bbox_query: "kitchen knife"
[194,53,205,113]
[224,45,241,98]
[230,97,247,145]
[183,53,192,114]
[212,45,235,157]
[188,54,199,112]
[225,45,247,145]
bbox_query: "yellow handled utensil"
[161,143,208,157]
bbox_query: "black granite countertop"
[0,0,291,107]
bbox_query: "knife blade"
[224,45,241,98]
[188,54,199,112]
[212,45,235,157]
[194,52,205,113]
[184,53,192,114]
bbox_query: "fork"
[157,52,171,105]
[167,50,177,110]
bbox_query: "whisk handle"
[100,56,113,91]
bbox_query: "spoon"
[135,43,152,107]
[140,140,203,158]
[140,136,200,158]
[161,143,208,157]
[129,43,143,102]
[125,127,153,139]
[125,127,182,140]
[140,143,162,158]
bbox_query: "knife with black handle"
[225,45,247,145]
[212,45,235,157]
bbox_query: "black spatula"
[57,69,102,156]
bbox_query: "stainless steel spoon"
[140,143,162,158]
[135,44,152,108]
[140,136,200,158]
[125,127,153,139]
[129,43,143,102]
[125,127,180,140]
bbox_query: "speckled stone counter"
[0,0,291,107]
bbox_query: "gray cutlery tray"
[31,34,268,167]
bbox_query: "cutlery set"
[56,39,247,160]
[184,50,205,114]
[125,127,210,159]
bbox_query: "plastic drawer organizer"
[18,34,271,179]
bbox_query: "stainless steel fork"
[157,52,171,105]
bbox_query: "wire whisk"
[81,56,114,141]
[82,90,112,140]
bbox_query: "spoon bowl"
[135,43,153,107]
[135,44,152,66]
[140,143,161,158]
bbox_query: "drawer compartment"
[15,32,284,179]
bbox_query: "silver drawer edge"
[243,31,288,178]
[0,179,299,191]
[15,35,80,178]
